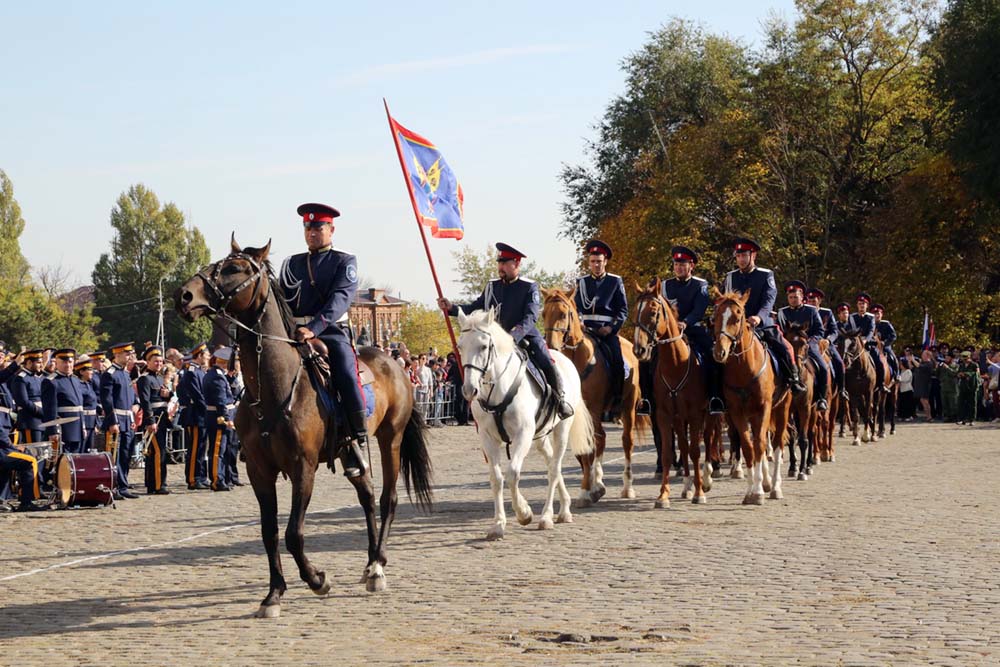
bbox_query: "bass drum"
[56,452,115,507]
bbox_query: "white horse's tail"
[568,399,595,457]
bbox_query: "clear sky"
[2,0,795,305]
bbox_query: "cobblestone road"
[2,420,998,666]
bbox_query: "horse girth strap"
[479,368,524,448]
[723,338,770,402]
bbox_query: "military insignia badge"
[532,290,540,304]
[346,264,358,283]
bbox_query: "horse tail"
[633,412,652,440]
[568,399,595,457]
[400,408,434,511]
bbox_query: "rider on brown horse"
[278,202,367,478]
[805,287,849,400]
[777,280,830,412]
[660,245,725,414]
[848,293,888,391]
[721,238,807,395]
[574,240,629,410]
[438,242,574,419]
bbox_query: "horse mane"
[265,260,297,338]
[716,291,746,306]
[463,310,515,357]
[636,283,679,320]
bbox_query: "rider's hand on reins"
[295,327,315,343]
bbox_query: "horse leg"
[654,408,673,508]
[797,409,809,481]
[889,389,897,435]
[484,442,507,540]
[679,423,695,500]
[619,402,636,499]
[284,463,330,596]
[250,463,286,619]
[370,432,403,593]
[743,413,766,505]
[590,418,607,504]
[787,410,800,478]
[701,418,714,493]
[507,435,534,528]
[689,417,707,504]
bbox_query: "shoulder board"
[692,276,708,285]
[607,273,622,280]
[518,277,536,284]
[17,371,26,378]
[756,267,774,276]
[331,247,355,257]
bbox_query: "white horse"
[457,308,594,541]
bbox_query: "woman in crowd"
[913,350,935,422]
[898,359,915,420]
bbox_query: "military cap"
[110,341,135,355]
[495,242,527,261]
[74,355,93,373]
[733,237,761,253]
[960,350,971,359]
[53,348,76,360]
[89,351,106,362]
[836,302,850,312]
[23,349,45,361]
[297,202,340,228]
[142,345,163,361]
[784,280,806,294]
[190,342,208,356]
[855,292,872,305]
[805,287,825,299]
[871,303,885,314]
[671,245,698,263]
[212,346,233,362]
[584,239,613,260]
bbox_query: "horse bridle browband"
[543,296,583,351]
[634,293,685,346]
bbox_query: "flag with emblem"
[386,113,465,240]
[922,310,936,350]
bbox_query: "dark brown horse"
[631,281,713,506]
[839,331,876,446]
[175,238,432,619]
[815,339,838,463]
[785,324,818,481]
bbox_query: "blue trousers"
[1,447,40,502]
[320,335,365,421]
[867,344,886,387]
[828,343,845,392]
[207,424,230,490]
[184,424,210,487]
[107,430,135,493]
[807,340,830,398]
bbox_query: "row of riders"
[0,341,244,511]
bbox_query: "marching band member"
[12,349,46,445]
[75,356,99,451]
[101,342,140,500]
[178,343,211,490]
[204,347,236,492]
[41,348,85,454]
[137,345,172,495]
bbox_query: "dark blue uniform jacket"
[574,273,628,334]
[722,267,777,328]
[450,277,543,345]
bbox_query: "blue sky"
[2,0,795,305]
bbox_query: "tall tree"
[92,184,211,348]
[0,169,31,286]
[399,303,455,357]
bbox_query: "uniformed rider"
[438,242,574,419]
[805,288,848,400]
[847,293,887,389]
[661,245,725,414]
[574,240,628,408]
[777,282,830,411]
[40,348,85,454]
[280,202,368,478]
[722,238,807,393]
[871,304,899,382]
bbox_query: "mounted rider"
[438,242,574,420]
[280,202,368,479]
[721,238,807,394]
[847,293,887,389]
[805,287,848,400]
[871,304,899,382]
[661,245,725,414]
[574,240,628,409]
[777,281,830,411]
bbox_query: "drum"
[55,452,115,507]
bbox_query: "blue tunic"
[722,267,777,328]
[280,246,358,344]
[100,364,137,433]
[847,312,876,342]
[816,307,838,341]
[574,273,628,334]
[178,365,206,428]
[875,320,897,347]
[661,276,710,328]
[80,378,98,431]
[450,277,543,345]
[137,373,171,429]
[204,367,236,422]
[11,370,44,432]
[41,373,85,443]
[777,304,824,340]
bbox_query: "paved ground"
[2,420,998,666]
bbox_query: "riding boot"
[782,358,807,394]
[340,409,369,478]
[541,360,574,419]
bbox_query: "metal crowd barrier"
[414,382,457,424]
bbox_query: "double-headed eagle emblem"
[413,155,442,214]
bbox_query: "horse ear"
[738,289,751,305]
[456,309,467,328]
[568,284,577,301]
[540,287,550,300]
[634,281,644,295]
[259,239,271,261]
[653,277,662,293]
[486,306,496,325]
[709,286,723,303]
[230,233,241,254]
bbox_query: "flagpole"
[383,98,463,373]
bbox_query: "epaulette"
[692,276,708,285]
[17,370,26,378]
[331,246,355,257]
[607,272,622,280]
[518,277,536,284]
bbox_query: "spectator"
[913,350,935,421]
[445,352,468,425]
[956,351,981,425]
[414,353,433,417]
[898,359,915,420]
[939,352,960,422]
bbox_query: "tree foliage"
[399,302,455,357]
[0,170,31,286]
[451,243,574,301]
[561,1,999,345]
[92,184,211,348]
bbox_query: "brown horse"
[839,331,876,446]
[175,239,433,619]
[785,324,818,481]
[631,280,713,506]
[712,289,793,504]
[815,339,838,463]
[541,287,643,506]
[872,337,898,439]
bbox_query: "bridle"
[543,297,583,351]
[634,293,685,347]
[716,301,752,358]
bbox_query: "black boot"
[782,358,807,394]
[341,410,369,478]
[541,361,574,419]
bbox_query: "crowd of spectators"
[896,343,1000,425]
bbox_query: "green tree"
[0,283,101,351]
[451,243,573,301]
[399,302,455,356]
[0,169,31,285]
[92,184,211,348]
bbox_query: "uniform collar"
[309,245,332,255]
[501,275,519,285]
[56,371,72,378]
[739,265,756,274]
[111,363,124,371]
[590,272,607,281]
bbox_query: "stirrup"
[556,396,574,419]
[339,438,368,478]
[817,398,829,412]
[708,397,726,415]
[636,399,651,416]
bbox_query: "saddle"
[484,345,558,453]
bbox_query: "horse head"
[175,235,272,323]
[785,322,809,359]
[711,288,751,364]
[456,307,513,402]
[632,278,677,362]
[541,286,581,352]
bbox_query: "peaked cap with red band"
[805,287,825,299]
[784,280,806,294]
[856,292,872,304]
[836,302,850,312]
[296,202,341,226]
[733,237,761,253]
[872,303,885,314]
[584,239,613,260]
[495,242,527,261]
[671,245,698,263]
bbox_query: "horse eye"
[222,265,242,276]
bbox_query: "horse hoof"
[590,486,607,503]
[890,428,896,435]
[702,478,713,493]
[711,469,724,479]
[516,512,533,526]
[254,605,281,619]
[731,468,745,480]
[556,512,573,524]
[762,479,772,493]
[682,489,694,500]
[572,496,592,510]
[797,472,808,481]
[620,487,636,499]
[312,577,331,596]
[769,489,783,500]
[486,526,505,541]
[692,495,707,505]
[654,498,670,509]
[538,517,554,530]
[366,575,387,593]
[852,439,861,447]
[742,493,764,506]
[830,455,836,462]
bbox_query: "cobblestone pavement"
[2,420,998,666]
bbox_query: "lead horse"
[541,287,644,505]
[175,239,433,619]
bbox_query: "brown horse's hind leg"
[347,470,383,592]
[285,463,330,597]
[619,388,637,499]
[249,462,286,619]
